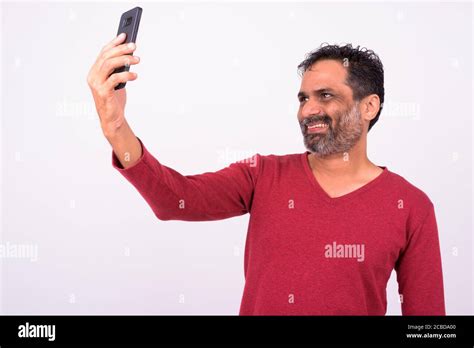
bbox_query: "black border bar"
[0,315,472,345]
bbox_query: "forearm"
[103,119,142,169]
[396,205,446,315]
[110,137,260,221]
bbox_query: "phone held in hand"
[112,7,142,90]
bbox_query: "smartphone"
[112,7,142,90]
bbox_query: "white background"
[1,0,472,314]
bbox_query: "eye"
[321,92,332,99]
[298,96,308,103]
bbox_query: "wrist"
[101,117,127,140]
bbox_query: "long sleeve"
[112,137,262,221]
[395,203,446,315]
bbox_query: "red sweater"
[112,137,445,315]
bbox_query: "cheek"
[321,102,340,116]
[330,110,346,128]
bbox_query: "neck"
[308,136,376,178]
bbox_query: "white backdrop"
[1,0,472,314]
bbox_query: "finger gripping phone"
[113,7,142,90]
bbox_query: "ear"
[360,94,381,123]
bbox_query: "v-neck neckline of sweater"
[301,151,389,204]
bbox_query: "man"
[87,36,445,315]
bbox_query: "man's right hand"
[87,33,140,138]
[87,33,143,169]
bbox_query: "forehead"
[300,59,351,94]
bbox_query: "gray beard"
[303,103,363,157]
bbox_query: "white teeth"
[308,123,328,129]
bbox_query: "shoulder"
[237,152,304,187]
[384,169,435,227]
[257,152,304,167]
[385,170,433,205]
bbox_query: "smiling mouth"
[306,121,329,133]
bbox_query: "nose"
[300,98,324,119]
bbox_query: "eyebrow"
[297,88,336,99]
